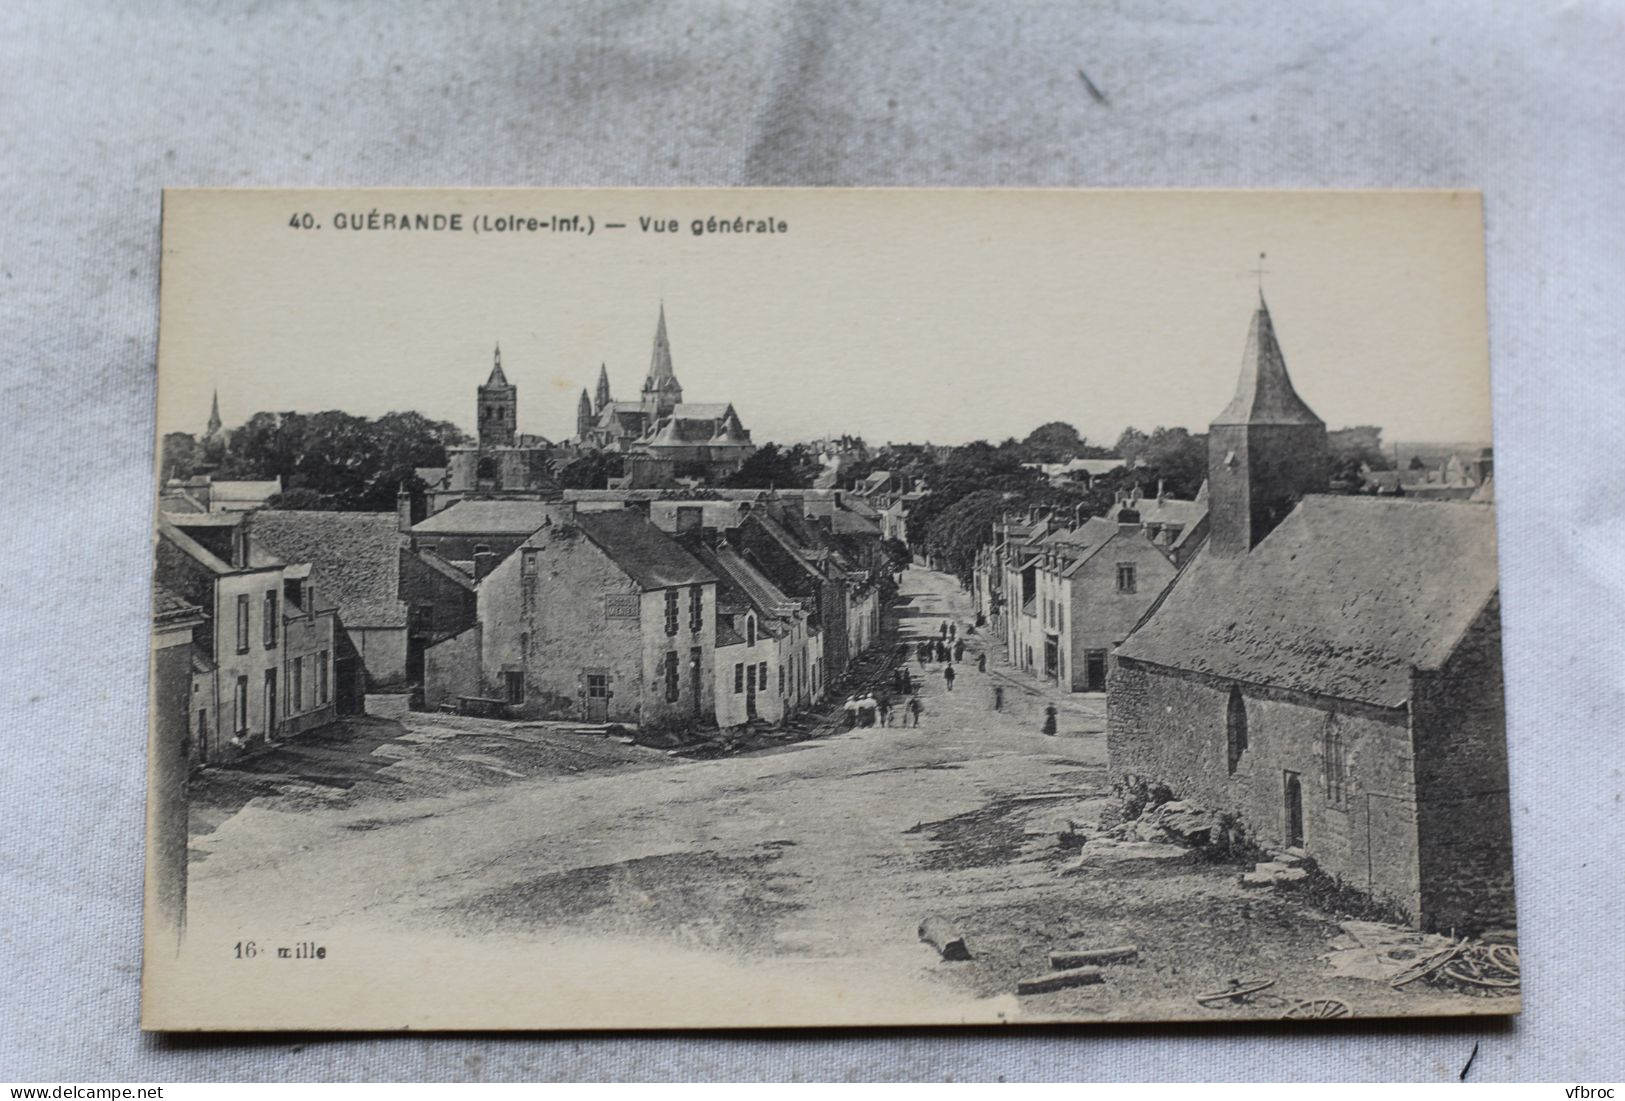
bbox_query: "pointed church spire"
[642,302,682,414]
[485,343,510,388]
[647,302,676,384]
[594,362,612,412]
[576,388,594,440]
[1211,299,1323,428]
[206,389,222,435]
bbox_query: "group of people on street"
[843,691,922,728]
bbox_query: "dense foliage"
[167,410,468,511]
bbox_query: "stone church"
[412,346,564,521]
[574,304,756,482]
[1107,296,1512,934]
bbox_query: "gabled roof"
[1117,496,1499,708]
[671,402,733,420]
[412,500,555,535]
[703,544,802,618]
[249,510,408,627]
[157,521,234,574]
[574,510,716,590]
[1212,299,1324,428]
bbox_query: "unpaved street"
[187,567,1489,1023]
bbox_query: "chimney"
[1117,508,1142,535]
[473,550,496,581]
[553,500,578,530]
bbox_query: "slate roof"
[575,510,716,590]
[157,521,234,574]
[412,500,555,535]
[210,480,283,505]
[706,545,802,618]
[670,402,733,420]
[1212,300,1324,428]
[1116,496,1499,708]
[153,583,202,627]
[249,511,409,627]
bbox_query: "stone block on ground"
[1016,965,1103,995]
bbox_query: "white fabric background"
[1,0,1621,1082]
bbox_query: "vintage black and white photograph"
[143,188,1515,1030]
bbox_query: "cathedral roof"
[1212,299,1323,428]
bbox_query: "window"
[318,650,329,704]
[664,651,680,702]
[587,673,609,699]
[473,543,490,556]
[689,585,703,632]
[778,666,785,695]
[664,590,679,636]
[746,664,756,691]
[291,657,303,714]
[746,616,756,647]
[734,664,745,694]
[1226,686,1248,774]
[1116,564,1137,594]
[236,594,250,654]
[263,590,279,648]
[1324,725,1348,804]
[234,675,248,734]
[522,551,537,576]
[758,661,768,691]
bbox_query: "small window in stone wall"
[1324,724,1348,804]
[1226,686,1248,773]
[665,590,679,636]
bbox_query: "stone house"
[692,540,817,728]
[155,518,337,765]
[1107,298,1511,931]
[424,506,718,727]
[247,510,409,695]
[1009,513,1182,692]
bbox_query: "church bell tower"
[478,344,517,448]
[1207,297,1328,557]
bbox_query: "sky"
[157,189,1491,450]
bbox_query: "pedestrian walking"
[976,652,987,674]
[1042,703,1058,736]
[907,696,922,726]
[936,640,948,663]
[949,623,957,641]
[859,692,879,727]
[954,639,965,662]
[899,669,911,695]
[917,641,930,666]
[993,684,1005,711]
[940,622,948,640]
[843,695,859,729]
[878,697,892,727]
[943,664,956,691]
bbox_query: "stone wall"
[1411,596,1517,932]
[1109,657,1423,917]
[423,624,481,712]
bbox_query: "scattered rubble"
[1049,945,1138,968]
[1016,965,1103,995]
[918,916,971,961]
[1105,799,1215,846]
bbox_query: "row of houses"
[975,298,1511,933]
[151,482,891,767]
[406,488,887,729]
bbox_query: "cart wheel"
[1282,998,1351,1019]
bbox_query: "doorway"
[745,661,758,720]
[585,673,609,722]
[1084,650,1107,692]
[263,668,278,737]
[1043,637,1059,681]
[689,649,703,719]
[1283,770,1305,849]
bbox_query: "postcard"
[144,188,1516,1029]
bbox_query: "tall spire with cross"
[206,389,223,437]
[1207,290,1328,556]
[594,362,612,413]
[641,302,683,415]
